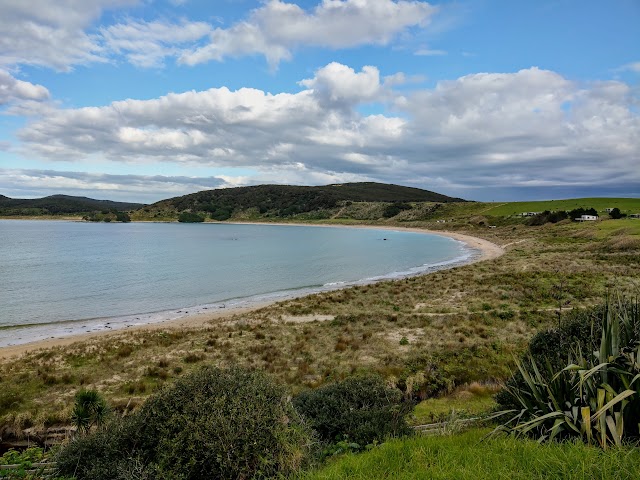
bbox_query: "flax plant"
[496,294,640,448]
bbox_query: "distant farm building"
[576,215,598,221]
[520,212,541,217]
[630,214,640,219]
[605,208,615,213]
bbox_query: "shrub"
[609,208,625,219]
[56,367,312,480]
[293,374,412,448]
[210,207,232,221]
[177,212,204,223]
[496,305,604,411]
[382,202,412,218]
[115,212,131,222]
[495,295,640,447]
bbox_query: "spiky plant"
[71,389,110,434]
[496,294,640,448]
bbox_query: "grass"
[297,429,640,480]
[411,383,498,424]
[482,198,640,217]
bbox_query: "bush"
[568,207,597,220]
[527,210,568,226]
[210,207,232,221]
[382,202,412,218]
[495,295,640,447]
[57,367,312,479]
[609,208,625,219]
[177,212,204,223]
[115,212,131,223]
[293,374,412,449]
[496,305,607,411]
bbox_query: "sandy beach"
[0,225,503,360]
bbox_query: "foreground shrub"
[293,374,412,449]
[57,367,312,479]
[496,295,640,447]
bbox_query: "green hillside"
[482,198,640,216]
[0,194,144,217]
[137,182,467,221]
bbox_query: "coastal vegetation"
[56,367,312,480]
[0,195,142,218]
[0,184,639,478]
[296,429,640,480]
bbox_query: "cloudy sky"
[0,0,638,203]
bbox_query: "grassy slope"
[298,429,640,480]
[482,198,640,216]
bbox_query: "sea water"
[0,221,474,347]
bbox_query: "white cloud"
[616,61,640,73]
[0,70,50,105]
[0,0,138,71]
[100,19,212,68]
[179,0,437,67]
[0,169,229,202]
[15,64,640,198]
[299,62,383,106]
[414,47,446,56]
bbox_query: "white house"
[630,214,640,219]
[605,208,615,213]
[576,215,598,221]
[520,212,541,217]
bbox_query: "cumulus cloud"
[15,64,640,200]
[0,1,438,72]
[0,0,138,70]
[0,70,50,105]
[179,0,437,67]
[299,62,383,106]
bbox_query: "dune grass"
[297,429,640,480]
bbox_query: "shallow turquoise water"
[0,221,472,346]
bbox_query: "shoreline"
[0,224,503,360]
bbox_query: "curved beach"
[0,226,503,360]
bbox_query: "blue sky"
[0,0,638,203]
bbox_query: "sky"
[0,0,638,203]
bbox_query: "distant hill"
[139,182,466,221]
[0,194,144,216]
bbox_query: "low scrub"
[56,367,312,479]
[496,295,640,447]
[293,374,412,449]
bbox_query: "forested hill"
[0,194,144,216]
[140,182,466,221]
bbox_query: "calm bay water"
[0,221,473,346]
